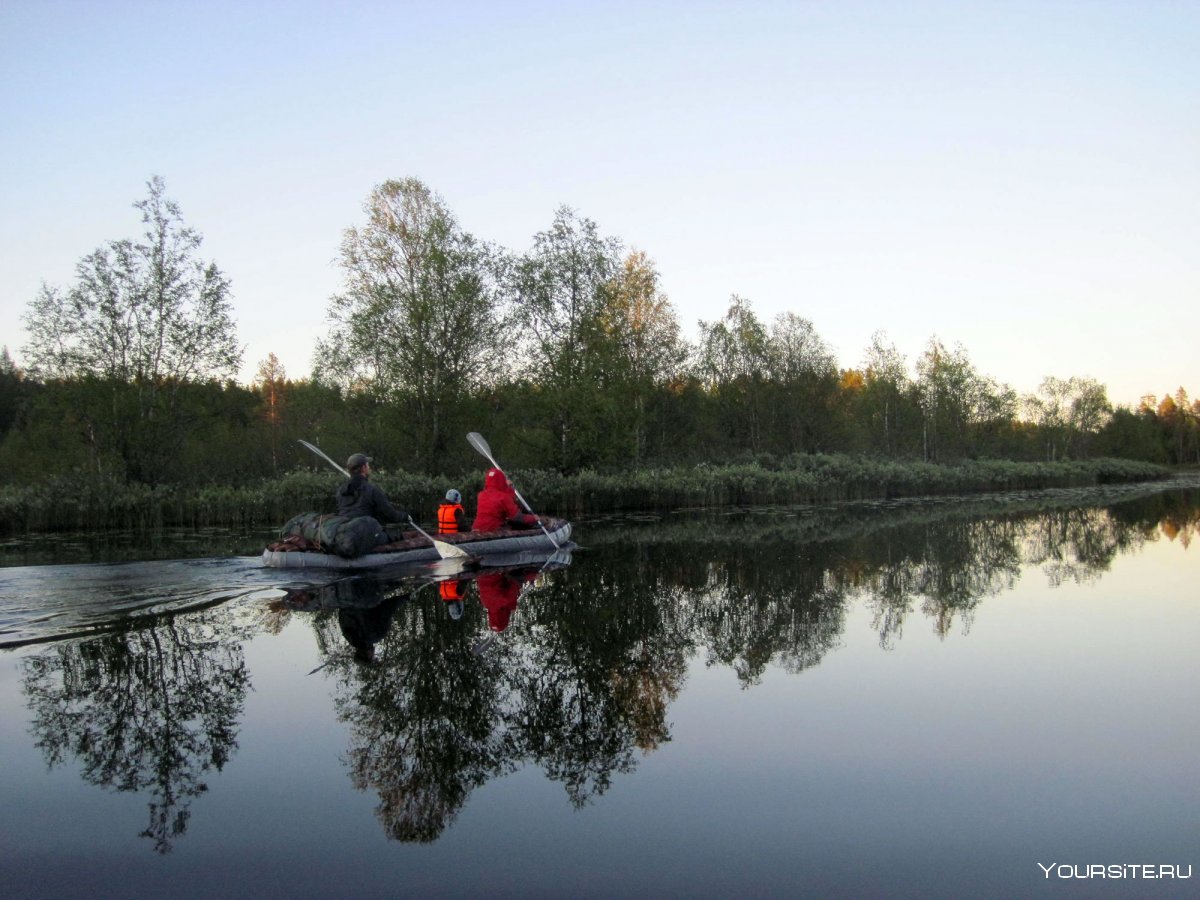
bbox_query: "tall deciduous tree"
[698,296,770,452]
[595,250,686,463]
[511,206,623,469]
[860,331,914,456]
[1024,377,1072,461]
[764,312,838,452]
[21,177,241,482]
[1024,376,1112,460]
[915,338,1013,461]
[254,353,288,473]
[317,178,505,468]
[1067,377,1111,458]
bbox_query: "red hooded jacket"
[471,468,538,532]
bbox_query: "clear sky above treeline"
[2,1,1196,408]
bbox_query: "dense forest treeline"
[1,177,1196,507]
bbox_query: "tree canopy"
[6,174,1196,488]
[19,177,241,482]
[316,178,506,469]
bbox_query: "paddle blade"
[471,633,498,656]
[432,539,472,560]
[408,515,475,561]
[466,432,496,465]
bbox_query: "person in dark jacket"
[471,467,538,532]
[336,453,408,523]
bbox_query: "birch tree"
[698,296,770,453]
[318,178,505,468]
[595,250,685,463]
[21,177,241,481]
[510,206,623,469]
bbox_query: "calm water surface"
[1,482,1197,899]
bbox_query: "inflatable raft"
[261,516,573,570]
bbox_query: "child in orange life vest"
[437,489,466,534]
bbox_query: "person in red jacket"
[471,468,539,532]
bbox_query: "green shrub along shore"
[0,456,1172,536]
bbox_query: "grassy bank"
[0,455,1172,535]
[522,455,1171,512]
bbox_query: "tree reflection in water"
[18,486,1196,848]
[21,612,252,852]
[333,597,507,843]
[701,548,847,685]
[299,551,693,839]
[281,566,516,843]
[307,491,1200,842]
[854,517,1024,647]
[505,551,693,803]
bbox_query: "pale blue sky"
[2,0,1196,407]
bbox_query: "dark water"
[1,481,1197,899]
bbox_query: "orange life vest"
[437,502,464,534]
[439,580,467,602]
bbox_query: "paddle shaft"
[298,439,350,477]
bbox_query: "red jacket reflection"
[476,569,538,632]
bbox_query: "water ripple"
[0,557,289,648]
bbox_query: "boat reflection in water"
[273,547,577,842]
[276,575,410,665]
[273,547,573,664]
